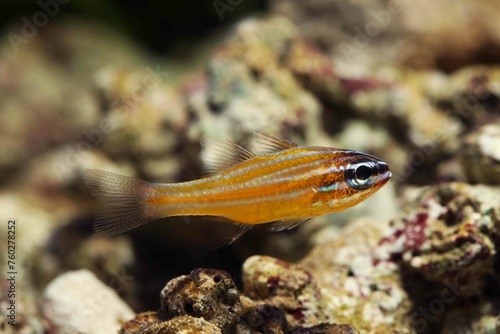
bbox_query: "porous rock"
[235,304,288,333]
[159,268,243,332]
[242,256,327,327]
[120,311,159,333]
[121,267,358,333]
[121,314,221,334]
[288,323,359,334]
[298,219,411,333]
[378,183,500,290]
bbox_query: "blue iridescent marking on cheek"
[318,183,338,192]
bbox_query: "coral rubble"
[121,267,358,333]
[1,1,499,333]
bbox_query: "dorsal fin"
[253,132,298,154]
[201,136,256,175]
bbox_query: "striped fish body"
[84,133,391,247]
[151,148,379,222]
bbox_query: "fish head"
[318,151,392,211]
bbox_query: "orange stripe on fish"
[83,132,391,248]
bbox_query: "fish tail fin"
[83,169,159,237]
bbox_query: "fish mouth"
[378,161,392,180]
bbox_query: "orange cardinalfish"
[84,132,391,248]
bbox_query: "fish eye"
[345,160,377,190]
[355,164,372,181]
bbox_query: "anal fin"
[194,216,253,250]
[266,218,311,232]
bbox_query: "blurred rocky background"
[0,0,499,333]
